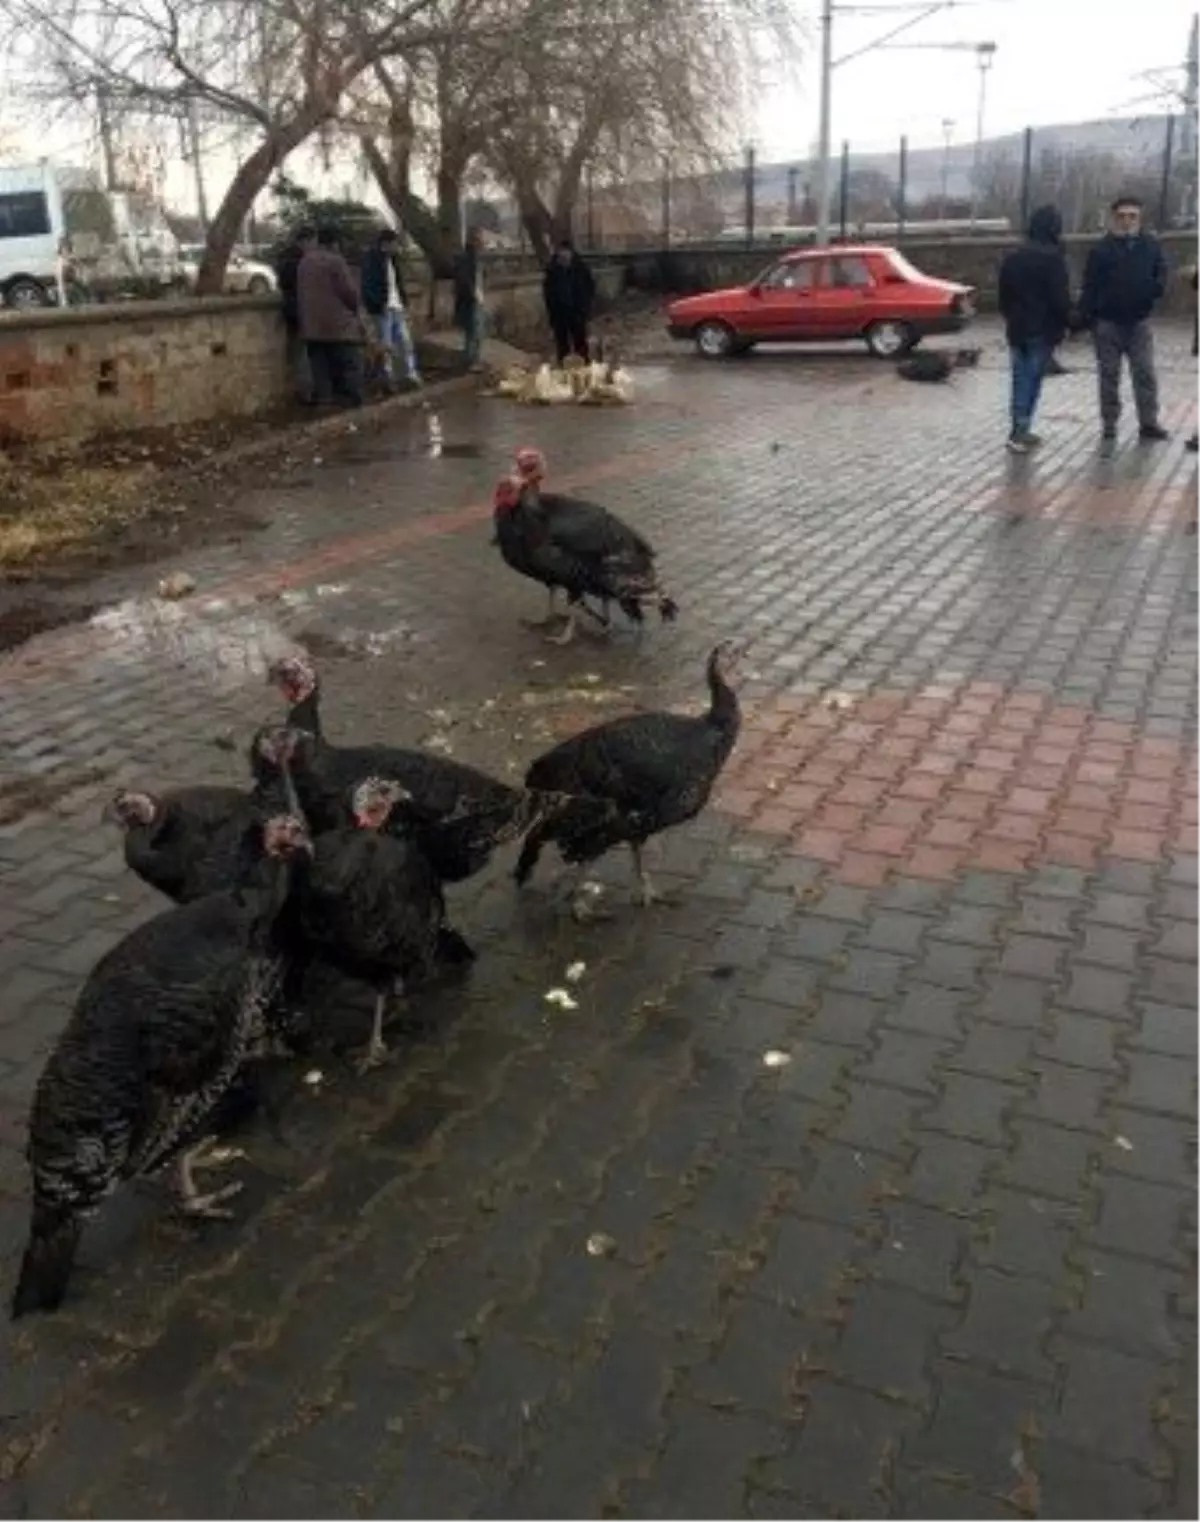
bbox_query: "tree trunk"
[517,188,555,262]
[362,138,456,276]
[195,114,324,295]
[435,164,463,252]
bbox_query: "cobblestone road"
[0,327,1195,1519]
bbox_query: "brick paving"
[0,324,1195,1518]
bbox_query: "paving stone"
[941,1270,1059,1381]
[827,1282,953,1401]
[1049,1342,1174,1465]
[906,1362,1051,1495]
[760,1381,920,1516]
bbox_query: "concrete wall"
[0,266,623,445]
[621,232,1199,314]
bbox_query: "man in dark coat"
[296,226,364,407]
[1188,265,1198,453]
[360,227,420,390]
[997,204,1071,454]
[452,227,486,371]
[275,223,314,402]
[542,238,596,363]
[1079,194,1169,443]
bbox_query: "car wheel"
[3,276,52,309]
[864,320,916,359]
[247,275,271,295]
[694,321,736,359]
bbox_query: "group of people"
[276,225,422,408]
[998,192,1195,454]
[272,222,599,407]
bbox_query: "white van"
[0,162,68,308]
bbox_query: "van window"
[0,192,52,239]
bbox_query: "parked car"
[178,246,278,295]
[665,245,975,359]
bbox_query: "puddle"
[87,598,297,691]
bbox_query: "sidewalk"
[0,324,1195,1519]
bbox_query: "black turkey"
[10,814,311,1320]
[897,348,980,383]
[263,657,613,882]
[274,776,476,1072]
[491,446,678,645]
[105,777,287,905]
[515,641,741,915]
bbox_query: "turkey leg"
[631,844,662,907]
[357,980,401,1073]
[176,1135,246,1219]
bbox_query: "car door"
[815,253,874,337]
[747,255,820,339]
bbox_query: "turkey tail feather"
[10,1204,83,1320]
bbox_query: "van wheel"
[3,276,52,309]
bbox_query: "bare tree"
[344,0,799,265]
[0,0,440,289]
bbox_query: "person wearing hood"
[997,204,1071,454]
[1079,194,1169,443]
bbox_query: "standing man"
[275,223,315,403]
[360,227,421,390]
[1188,265,1198,453]
[453,226,486,372]
[997,204,1071,454]
[1079,194,1169,443]
[542,237,596,364]
[296,226,364,407]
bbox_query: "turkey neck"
[287,689,324,741]
[705,658,740,752]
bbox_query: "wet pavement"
[0,325,1196,1519]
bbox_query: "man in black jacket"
[543,238,596,363]
[1080,194,1169,443]
[453,227,486,371]
[275,224,315,402]
[997,204,1071,453]
[360,228,420,389]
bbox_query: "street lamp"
[969,41,997,225]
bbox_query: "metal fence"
[563,116,1197,253]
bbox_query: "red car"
[665,245,976,360]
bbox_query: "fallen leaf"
[544,988,579,1011]
[565,961,587,983]
[586,1232,617,1258]
[1114,1134,1134,1151]
[762,1049,792,1069]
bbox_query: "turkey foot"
[176,1137,246,1220]
[632,846,675,908]
[545,612,578,646]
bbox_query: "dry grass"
[0,455,165,569]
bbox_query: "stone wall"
[621,232,1199,314]
[0,266,623,445]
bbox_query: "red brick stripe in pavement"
[550,684,1198,880]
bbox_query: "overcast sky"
[756,0,1197,159]
[2,0,1195,210]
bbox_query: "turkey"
[105,776,288,905]
[514,641,741,916]
[10,814,311,1320]
[262,657,592,881]
[492,446,678,646]
[274,775,476,1072]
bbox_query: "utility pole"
[185,97,209,237]
[814,0,834,245]
[940,117,955,211]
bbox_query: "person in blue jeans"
[360,228,421,390]
[997,204,1072,454]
